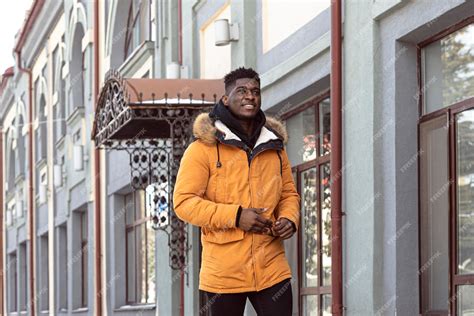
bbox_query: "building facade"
[0,0,473,315]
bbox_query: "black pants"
[200,278,293,316]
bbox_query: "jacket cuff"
[235,206,243,227]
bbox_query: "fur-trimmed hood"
[192,112,288,145]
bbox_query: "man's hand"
[271,218,295,239]
[238,208,273,234]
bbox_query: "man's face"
[223,78,261,121]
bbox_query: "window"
[52,46,58,93]
[37,233,49,311]
[419,19,474,315]
[19,243,27,312]
[36,94,47,162]
[16,116,26,176]
[125,191,156,304]
[17,188,24,218]
[54,46,66,142]
[285,93,331,315]
[200,4,231,79]
[72,211,88,309]
[125,0,147,59]
[80,211,88,307]
[7,252,17,313]
[421,22,474,114]
[262,0,330,53]
[419,116,450,313]
[70,25,85,113]
[82,51,88,104]
[56,224,68,311]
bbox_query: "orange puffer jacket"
[173,113,300,293]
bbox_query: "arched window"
[70,24,85,114]
[53,45,67,144]
[7,128,16,191]
[16,116,26,177]
[36,95,47,162]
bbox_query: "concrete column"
[343,0,383,314]
[231,0,257,69]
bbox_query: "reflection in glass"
[125,191,156,304]
[322,294,332,315]
[319,98,331,156]
[286,107,316,166]
[80,212,88,307]
[146,221,156,302]
[302,295,318,316]
[422,23,474,114]
[456,109,474,275]
[457,285,474,314]
[126,228,135,302]
[419,115,450,313]
[301,168,318,287]
[321,163,331,286]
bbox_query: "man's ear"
[222,95,229,106]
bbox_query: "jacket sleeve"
[173,141,240,230]
[276,149,300,230]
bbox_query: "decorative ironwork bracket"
[92,70,221,270]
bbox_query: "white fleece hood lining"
[214,120,280,149]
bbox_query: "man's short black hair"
[224,67,260,93]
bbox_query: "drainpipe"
[177,1,185,315]
[0,126,4,315]
[93,0,103,315]
[330,0,343,315]
[14,51,35,316]
[178,0,183,65]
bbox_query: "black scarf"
[209,100,266,149]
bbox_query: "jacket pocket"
[202,228,244,244]
[210,161,227,203]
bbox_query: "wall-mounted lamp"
[214,19,239,46]
[73,145,88,171]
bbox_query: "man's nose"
[244,91,255,100]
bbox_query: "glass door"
[453,106,474,315]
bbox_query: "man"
[173,67,300,315]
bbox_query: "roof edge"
[14,0,46,54]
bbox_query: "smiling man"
[173,67,300,316]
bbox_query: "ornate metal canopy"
[92,70,224,270]
[92,70,223,146]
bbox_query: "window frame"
[124,0,143,59]
[124,191,155,305]
[417,15,474,315]
[8,252,18,313]
[284,91,332,315]
[80,211,88,308]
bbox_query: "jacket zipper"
[247,158,258,290]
